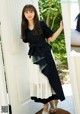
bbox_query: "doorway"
[38,0,74,113]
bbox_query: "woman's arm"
[48,21,64,42]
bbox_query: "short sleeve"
[22,38,28,43]
[40,20,54,39]
[21,31,28,43]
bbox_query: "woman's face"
[24,9,35,21]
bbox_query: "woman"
[21,4,65,114]
[76,13,80,32]
[71,13,80,46]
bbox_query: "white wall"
[61,1,80,114]
[0,0,42,114]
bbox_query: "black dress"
[22,20,65,104]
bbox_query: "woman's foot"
[49,100,58,113]
[42,103,49,114]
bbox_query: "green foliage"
[38,0,62,28]
[38,0,68,67]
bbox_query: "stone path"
[58,84,75,114]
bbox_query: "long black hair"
[21,4,43,40]
[75,13,80,32]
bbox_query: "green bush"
[38,0,68,67]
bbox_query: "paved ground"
[58,84,75,114]
[36,84,75,114]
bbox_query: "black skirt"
[28,42,65,104]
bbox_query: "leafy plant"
[38,0,68,66]
[38,0,69,84]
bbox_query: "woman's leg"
[42,103,49,114]
[50,100,58,107]
[49,100,58,113]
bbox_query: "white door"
[61,1,80,114]
[0,0,42,114]
[0,39,9,114]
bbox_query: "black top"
[22,20,54,44]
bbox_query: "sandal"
[49,100,58,113]
[42,104,49,114]
[42,110,49,114]
[49,107,57,113]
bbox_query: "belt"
[28,42,52,58]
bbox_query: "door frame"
[0,24,9,114]
[61,1,80,114]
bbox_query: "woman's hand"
[48,20,64,42]
[60,20,64,30]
